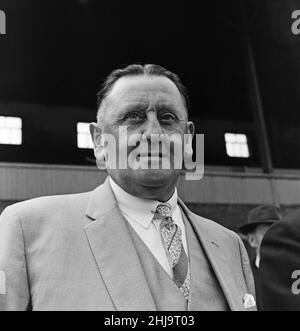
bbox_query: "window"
[225,133,250,158]
[77,122,93,149]
[0,116,22,145]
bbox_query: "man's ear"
[89,123,106,164]
[247,233,258,248]
[184,121,195,157]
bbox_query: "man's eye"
[126,112,143,121]
[160,114,176,123]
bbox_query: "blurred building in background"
[1,0,300,231]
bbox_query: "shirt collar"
[255,255,260,269]
[109,176,178,229]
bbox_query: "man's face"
[247,224,272,250]
[92,75,194,199]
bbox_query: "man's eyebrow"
[118,102,184,117]
[156,104,179,113]
[120,103,148,114]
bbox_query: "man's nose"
[143,112,163,138]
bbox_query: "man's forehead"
[107,75,184,105]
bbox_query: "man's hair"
[96,64,189,124]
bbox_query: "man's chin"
[133,169,179,187]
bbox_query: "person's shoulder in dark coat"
[259,208,300,311]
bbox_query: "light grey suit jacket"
[0,178,256,311]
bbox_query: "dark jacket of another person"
[259,209,300,311]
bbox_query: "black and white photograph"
[0,0,300,314]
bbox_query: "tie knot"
[153,203,172,220]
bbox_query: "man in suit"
[238,204,282,309]
[259,208,300,310]
[0,64,256,311]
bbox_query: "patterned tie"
[153,203,191,300]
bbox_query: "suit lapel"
[84,178,156,311]
[178,199,245,311]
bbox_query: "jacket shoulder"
[1,191,92,227]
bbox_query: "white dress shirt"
[109,177,188,278]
